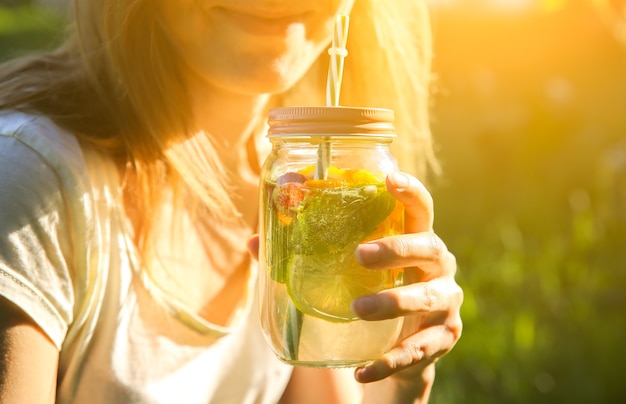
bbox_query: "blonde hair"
[0,0,438,250]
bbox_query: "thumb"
[386,172,434,233]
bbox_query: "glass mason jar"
[258,106,405,368]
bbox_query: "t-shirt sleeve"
[0,134,75,349]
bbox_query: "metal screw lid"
[267,106,396,137]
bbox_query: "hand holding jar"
[255,106,463,391]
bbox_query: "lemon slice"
[286,248,394,323]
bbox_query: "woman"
[0,0,463,402]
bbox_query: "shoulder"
[0,109,120,252]
[0,110,97,208]
[0,110,84,170]
[0,112,86,350]
[0,111,118,350]
[0,111,73,215]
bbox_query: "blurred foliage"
[428,2,626,403]
[0,4,65,62]
[1,2,625,403]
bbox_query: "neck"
[188,78,271,154]
[184,76,268,228]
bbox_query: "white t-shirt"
[0,111,292,403]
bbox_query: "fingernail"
[351,295,379,317]
[390,172,410,191]
[355,243,381,265]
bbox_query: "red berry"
[272,181,306,217]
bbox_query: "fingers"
[351,278,463,321]
[354,317,463,383]
[247,235,260,260]
[386,172,434,233]
[349,172,463,384]
[357,172,446,278]
[355,232,454,276]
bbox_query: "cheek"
[265,25,328,87]
[158,3,336,94]
[194,24,328,94]
[158,0,207,43]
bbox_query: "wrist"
[361,363,435,404]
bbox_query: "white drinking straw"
[315,15,350,180]
[326,15,350,107]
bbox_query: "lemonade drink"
[259,165,404,367]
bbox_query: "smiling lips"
[213,6,311,36]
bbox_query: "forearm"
[361,363,435,404]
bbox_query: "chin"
[241,80,296,95]
[223,70,305,95]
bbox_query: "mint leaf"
[292,185,396,255]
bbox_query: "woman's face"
[158,0,355,95]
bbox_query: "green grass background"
[1,2,624,403]
[429,3,626,403]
